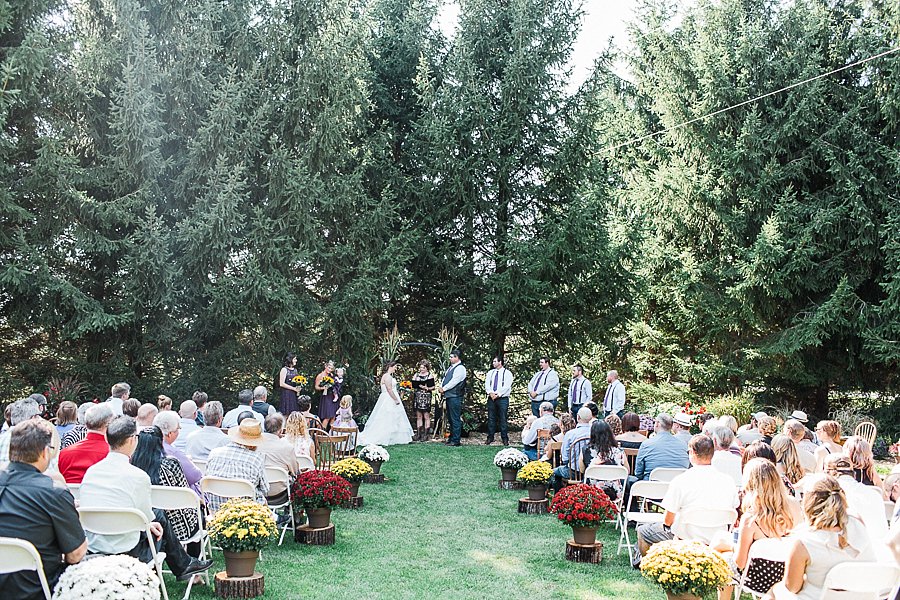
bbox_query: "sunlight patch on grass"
[469,549,527,575]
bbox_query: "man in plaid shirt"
[205,418,269,512]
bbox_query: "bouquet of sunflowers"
[320,375,335,391]
[516,460,553,487]
[207,498,277,552]
[331,457,373,483]
[398,380,413,394]
[291,374,308,388]
[640,540,731,597]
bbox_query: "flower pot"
[500,467,518,482]
[572,526,597,545]
[526,484,547,501]
[223,550,259,578]
[665,592,702,600]
[365,459,383,474]
[350,482,361,498]
[307,507,332,529]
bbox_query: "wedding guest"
[104,382,130,416]
[567,364,592,419]
[60,402,91,448]
[551,407,592,491]
[157,394,173,411]
[605,413,622,437]
[154,410,202,495]
[823,455,888,556]
[527,357,560,416]
[259,413,300,502]
[285,411,316,460]
[741,441,796,496]
[843,436,883,489]
[757,416,777,445]
[736,412,767,446]
[0,397,41,467]
[58,403,113,483]
[186,401,229,460]
[522,402,558,460]
[617,412,648,450]
[251,386,276,420]
[710,425,742,487]
[672,413,693,444]
[520,415,538,459]
[484,356,512,446]
[206,417,269,512]
[773,475,874,600]
[192,391,208,426]
[173,400,201,452]
[585,401,600,420]
[813,420,843,472]
[296,395,322,430]
[719,415,739,436]
[556,413,575,441]
[122,398,140,418]
[601,370,626,419]
[632,414,689,481]
[583,420,627,499]
[783,419,817,472]
[314,360,338,430]
[771,434,805,487]
[0,419,87,599]
[222,389,257,428]
[55,401,78,438]
[412,360,436,443]
[278,352,301,415]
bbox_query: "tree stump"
[517,498,549,515]
[213,571,264,598]
[363,473,385,484]
[294,523,336,545]
[499,480,523,490]
[565,540,603,564]
[341,495,364,509]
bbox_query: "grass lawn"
[163,443,664,600]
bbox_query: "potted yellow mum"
[331,457,373,498]
[207,498,277,577]
[516,461,554,500]
[640,540,731,600]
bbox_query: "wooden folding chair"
[0,537,52,600]
[853,421,876,446]
[536,429,552,460]
[622,447,639,475]
[330,425,359,458]
[313,432,349,471]
[566,437,591,485]
[547,441,562,467]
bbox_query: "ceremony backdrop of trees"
[1,0,898,428]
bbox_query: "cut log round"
[213,571,264,598]
[517,497,549,515]
[341,495,364,509]
[565,540,604,564]
[498,480,524,490]
[294,523,336,545]
[363,473,385,484]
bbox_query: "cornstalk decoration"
[434,326,458,374]
[379,324,402,370]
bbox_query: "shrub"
[704,391,758,426]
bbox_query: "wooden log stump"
[565,540,604,564]
[214,571,264,598]
[294,523,336,545]
[517,497,549,515]
[341,495,364,509]
[498,480,524,490]
[363,473,385,484]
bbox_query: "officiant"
[484,355,513,446]
[437,350,466,447]
[411,360,435,442]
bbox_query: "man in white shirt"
[222,389,261,429]
[104,382,130,416]
[484,356,513,446]
[173,400,201,452]
[79,416,212,580]
[437,350,467,446]
[521,402,559,460]
[602,370,625,418]
[736,412,766,446]
[567,364,593,420]
[636,434,738,563]
[527,357,560,416]
[710,425,742,487]
[186,401,229,460]
[672,413,693,445]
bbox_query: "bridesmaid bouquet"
[320,375,335,391]
[292,375,308,388]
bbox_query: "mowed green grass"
[165,444,661,600]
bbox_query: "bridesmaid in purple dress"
[315,360,338,430]
[278,352,301,415]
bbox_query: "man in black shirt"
[0,419,87,599]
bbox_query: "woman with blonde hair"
[771,434,805,485]
[55,401,78,437]
[285,411,316,460]
[773,475,874,599]
[757,416,777,445]
[813,420,842,471]
[842,436,883,489]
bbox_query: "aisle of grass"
[166,444,660,599]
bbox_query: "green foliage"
[704,392,759,427]
[627,381,698,416]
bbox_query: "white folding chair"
[733,537,790,599]
[199,476,255,512]
[618,480,670,560]
[820,562,900,600]
[583,464,629,528]
[649,467,687,482]
[297,455,315,472]
[78,507,168,600]
[885,500,896,524]
[676,506,738,540]
[264,467,294,546]
[0,537,52,600]
[192,460,207,475]
[67,482,81,502]
[150,486,211,599]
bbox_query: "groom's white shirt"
[442,364,467,393]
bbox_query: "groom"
[437,349,467,447]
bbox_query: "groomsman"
[484,356,513,446]
[602,370,626,418]
[567,364,593,419]
[527,357,559,416]
[437,350,467,447]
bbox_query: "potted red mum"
[291,470,352,529]
[549,483,618,546]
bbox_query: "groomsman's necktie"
[534,371,546,393]
[604,382,614,411]
[492,369,500,391]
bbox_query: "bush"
[627,381,698,415]
[704,392,758,426]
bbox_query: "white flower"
[493,448,529,469]
[358,444,390,462]
[53,555,160,600]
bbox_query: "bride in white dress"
[357,362,413,446]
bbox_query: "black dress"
[279,367,299,414]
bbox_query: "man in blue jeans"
[438,350,467,446]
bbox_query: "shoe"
[176,559,214,581]
[449,442,461,446]
[485,438,494,445]
[502,439,509,446]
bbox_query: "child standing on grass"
[333,395,357,428]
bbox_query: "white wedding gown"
[358,376,413,446]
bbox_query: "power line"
[602,45,900,154]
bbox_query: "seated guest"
[736,412,766,446]
[812,420,843,472]
[584,401,600,421]
[757,416,777,445]
[632,414,689,482]
[61,403,91,448]
[710,425,742,487]
[58,403,113,483]
[742,441,795,496]
[250,386,276,419]
[671,413,693,444]
[222,389,258,429]
[772,475,874,600]
[121,398,141,418]
[284,411,315,461]
[186,401,229,461]
[0,397,41,467]
[0,419,87,599]
[259,413,300,502]
[79,416,212,581]
[771,434,805,487]
[55,401,78,438]
[555,413,575,442]
[823,455,888,556]
[842,436,883,489]
[783,419,817,472]
[551,407,592,491]
[522,401,559,460]
[173,400,201,452]
[297,395,322,430]
[154,410,203,495]
[130,426,200,554]
[605,413,623,437]
[157,394,173,411]
[636,435,739,564]
[788,410,815,443]
[206,418,269,512]
[617,412,648,450]
[136,403,159,429]
[192,391,208,426]
[582,420,626,500]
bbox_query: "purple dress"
[280,367,299,415]
[317,375,341,420]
